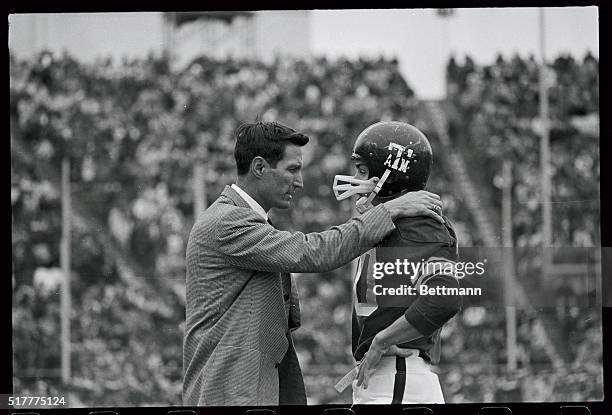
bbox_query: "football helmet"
[333,121,432,210]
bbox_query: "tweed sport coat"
[183,185,395,406]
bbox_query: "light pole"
[60,158,72,383]
[437,9,455,99]
[502,161,517,371]
[538,8,553,276]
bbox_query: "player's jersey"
[352,214,459,364]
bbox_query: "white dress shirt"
[231,183,268,222]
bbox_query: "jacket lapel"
[266,217,301,332]
[222,185,302,331]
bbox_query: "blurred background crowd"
[10,9,601,407]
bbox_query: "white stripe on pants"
[352,355,445,404]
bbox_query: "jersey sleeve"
[403,274,462,337]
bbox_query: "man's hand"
[356,336,389,389]
[385,345,419,358]
[383,190,443,223]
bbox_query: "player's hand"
[356,337,388,389]
[383,190,443,223]
[385,345,418,358]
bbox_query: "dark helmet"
[352,121,432,197]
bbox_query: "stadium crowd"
[442,52,601,402]
[446,52,599,248]
[10,49,600,405]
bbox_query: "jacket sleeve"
[216,204,395,273]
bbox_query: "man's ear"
[251,156,268,179]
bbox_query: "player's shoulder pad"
[393,215,456,244]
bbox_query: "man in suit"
[183,121,444,406]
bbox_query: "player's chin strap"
[332,169,392,214]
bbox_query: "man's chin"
[275,199,292,209]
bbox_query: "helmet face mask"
[332,175,378,200]
[333,121,433,203]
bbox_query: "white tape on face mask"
[365,169,391,203]
[354,169,392,214]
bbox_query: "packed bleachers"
[446,52,599,248]
[10,49,601,405]
[441,52,601,402]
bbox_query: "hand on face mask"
[355,196,374,214]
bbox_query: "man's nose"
[294,173,304,189]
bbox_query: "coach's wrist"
[381,202,400,220]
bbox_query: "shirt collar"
[231,183,268,221]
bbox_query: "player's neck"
[373,189,410,205]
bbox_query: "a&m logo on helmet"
[383,142,414,173]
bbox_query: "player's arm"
[357,274,462,388]
[401,273,462,338]
[370,315,422,354]
[380,273,462,347]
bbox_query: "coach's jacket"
[183,185,395,406]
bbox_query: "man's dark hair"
[234,121,309,176]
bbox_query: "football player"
[333,121,462,404]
